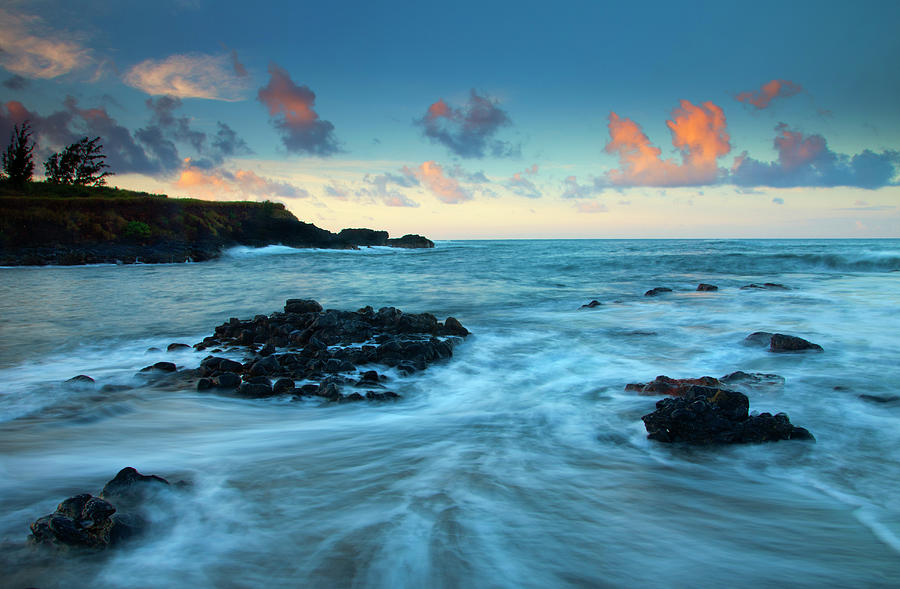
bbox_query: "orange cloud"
[736,79,803,109]
[605,100,730,187]
[773,122,826,169]
[0,7,93,79]
[411,161,471,204]
[124,53,248,101]
[175,163,309,200]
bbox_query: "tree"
[45,137,114,186]
[1,121,36,186]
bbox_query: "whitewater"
[1,239,899,588]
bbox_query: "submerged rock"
[641,386,814,444]
[696,283,718,291]
[625,375,722,396]
[741,282,790,290]
[644,287,673,297]
[769,333,823,352]
[581,300,602,308]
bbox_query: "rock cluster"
[640,385,814,444]
[191,299,469,402]
[29,467,173,549]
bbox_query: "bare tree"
[45,137,114,186]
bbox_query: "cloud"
[3,75,28,90]
[124,53,249,101]
[323,183,350,200]
[355,171,420,207]
[258,63,340,156]
[409,161,471,203]
[605,100,730,187]
[574,201,609,214]
[736,79,803,109]
[230,50,248,77]
[415,90,518,158]
[731,123,900,188]
[507,165,542,198]
[772,197,784,205]
[446,164,490,183]
[0,7,93,79]
[561,175,603,199]
[176,163,310,199]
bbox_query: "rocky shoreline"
[0,232,434,266]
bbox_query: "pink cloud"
[176,162,309,200]
[410,161,471,204]
[605,100,730,187]
[258,63,339,156]
[736,79,803,109]
[575,201,609,214]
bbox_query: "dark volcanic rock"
[769,333,823,352]
[285,299,323,314]
[743,331,775,346]
[238,382,275,398]
[215,372,242,389]
[645,287,673,297]
[66,374,95,385]
[720,371,785,390]
[30,467,173,549]
[641,386,814,444]
[140,361,177,373]
[581,300,602,308]
[741,282,790,290]
[166,343,191,352]
[625,375,722,396]
[386,234,435,249]
[696,283,718,291]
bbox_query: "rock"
[743,331,774,346]
[366,390,401,401]
[284,299,323,314]
[166,343,191,352]
[719,371,785,389]
[272,378,295,394]
[696,283,718,291]
[581,300,602,308]
[197,378,213,391]
[442,316,469,336]
[249,355,280,376]
[859,394,900,404]
[66,374,95,385]
[641,386,814,444]
[769,333,823,352]
[237,382,275,398]
[741,283,790,290]
[140,361,177,373]
[645,287,673,297]
[625,375,722,396]
[215,372,242,389]
[29,468,172,549]
[385,234,435,248]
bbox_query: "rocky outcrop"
[29,467,175,549]
[190,299,469,402]
[386,234,435,249]
[626,375,722,396]
[641,385,814,444]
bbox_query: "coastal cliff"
[0,185,433,265]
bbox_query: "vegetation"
[44,137,113,186]
[1,121,35,187]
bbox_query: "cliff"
[0,184,433,265]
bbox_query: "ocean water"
[1,239,899,588]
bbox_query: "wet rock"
[284,299,323,314]
[744,331,775,346]
[215,372,242,389]
[696,283,718,291]
[341,392,366,402]
[741,282,790,290]
[139,361,177,373]
[365,390,401,401]
[641,386,814,444]
[66,375,95,385]
[581,300,602,308]
[625,375,722,396]
[29,467,173,549]
[859,394,900,404]
[441,316,469,336]
[197,378,213,391]
[769,333,823,352]
[273,378,295,394]
[237,382,275,398]
[719,371,785,389]
[249,355,281,376]
[645,287,673,297]
[166,343,191,352]
[386,234,434,248]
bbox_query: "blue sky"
[1,0,898,238]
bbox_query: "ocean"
[1,239,899,588]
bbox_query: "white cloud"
[124,53,249,101]
[0,8,93,79]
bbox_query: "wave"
[222,244,436,259]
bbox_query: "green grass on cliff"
[0,181,329,248]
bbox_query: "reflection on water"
[1,240,899,588]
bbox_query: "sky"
[1,0,899,239]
